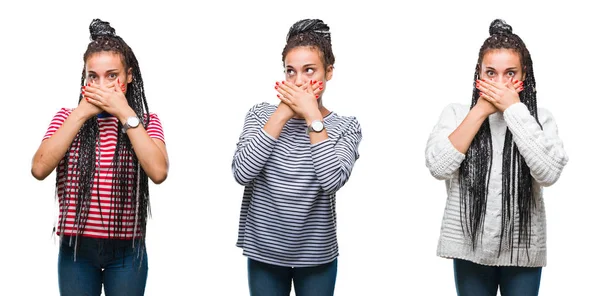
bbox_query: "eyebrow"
[286,64,318,69]
[87,69,120,74]
[484,66,519,72]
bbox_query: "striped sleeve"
[146,113,165,143]
[503,103,569,186]
[42,108,72,141]
[232,103,278,186]
[425,104,466,180]
[311,117,362,194]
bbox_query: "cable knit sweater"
[425,102,568,267]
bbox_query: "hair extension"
[458,19,540,264]
[56,19,150,265]
[282,19,335,68]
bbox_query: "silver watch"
[122,116,140,133]
[307,120,324,134]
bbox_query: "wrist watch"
[122,116,140,133]
[307,120,324,134]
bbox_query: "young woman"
[425,19,568,296]
[31,19,168,296]
[232,19,362,296]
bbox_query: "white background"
[1,0,597,295]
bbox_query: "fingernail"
[277,94,281,98]
[275,82,279,85]
[310,80,314,84]
[315,95,319,98]
[85,98,89,101]
[319,87,323,90]
[275,86,278,89]
[281,81,285,84]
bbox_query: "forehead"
[85,51,125,71]
[284,46,322,67]
[482,49,521,68]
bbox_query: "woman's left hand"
[83,78,133,118]
[476,78,523,112]
[275,80,322,119]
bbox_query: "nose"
[294,75,305,87]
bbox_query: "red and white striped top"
[43,108,165,239]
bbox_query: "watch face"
[127,116,140,127]
[312,121,324,132]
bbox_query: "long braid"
[56,19,151,263]
[458,19,540,265]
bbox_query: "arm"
[232,103,286,186]
[310,117,362,194]
[426,100,497,180]
[503,103,569,186]
[31,108,89,180]
[118,110,169,184]
[425,104,468,180]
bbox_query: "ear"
[325,65,334,81]
[127,67,133,84]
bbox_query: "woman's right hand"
[474,96,498,116]
[473,79,523,117]
[75,84,103,119]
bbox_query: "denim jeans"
[58,236,148,296]
[453,259,542,296]
[248,258,337,296]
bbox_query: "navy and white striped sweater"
[233,102,362,267]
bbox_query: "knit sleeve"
[503,103,569,186]
[425,104,466,180]
[231,103,278,186]
[310,117,362,194]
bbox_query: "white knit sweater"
[425,102,569,267]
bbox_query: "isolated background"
[1,0,597,295]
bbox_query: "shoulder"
[246,102,277,119]
[536,106,555,121]
[50,108,74,122]
[433,103,470,123]
[443,103,470,116]
[326,112,361,134]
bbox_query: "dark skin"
[449,49,525,153]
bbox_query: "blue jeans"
[453,259,542,296]
[58,236,148,296]
[248,258,337,296]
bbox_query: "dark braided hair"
[56,19,150,263]
[459,19,540,265]
[282,19,335,68]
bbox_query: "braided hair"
[56,19,150,262]
[459,19,540,264]
[282,19,335,68]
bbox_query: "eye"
[486,70,495,76]
[305,68,315,74]
[88,74,97,79]
[109,73,118,79]
[507,71,516,77]
[286,69,296,76]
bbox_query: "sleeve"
[503,103,569,186]
[42,108,72,141]
[424,104,467,180]
[231,103,278,186]
[146,113,165,143]
[310,117,362,194]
